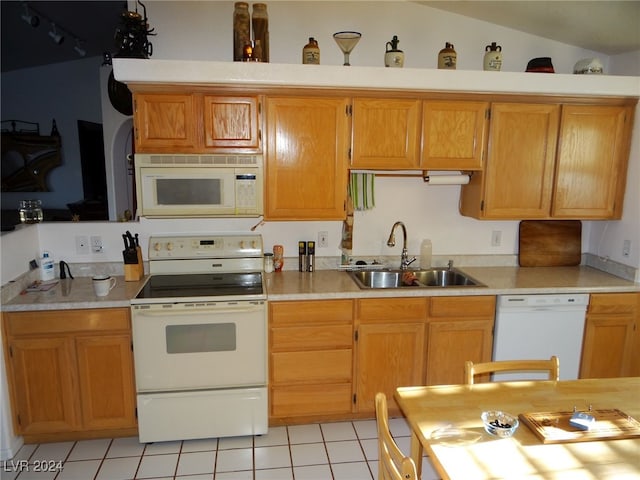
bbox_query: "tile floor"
[0,420,440,480]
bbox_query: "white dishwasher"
[492,294,590,381]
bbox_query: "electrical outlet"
[623,240,631,257]
[491,230,502,247]
[318,231,329,248]
[75,235,90,255]
[90,235,103,253]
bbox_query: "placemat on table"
[519,409,640,444]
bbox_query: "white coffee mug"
[93,275,116,297]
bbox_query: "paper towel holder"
[423,171,473,184]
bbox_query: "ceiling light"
[48,23,64,45]
[21,3,39,27]
[74,39,86,57]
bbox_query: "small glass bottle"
[233,2,251,62]
[438,42,457,69]
[302,37,320,64]
[252,3,269,63]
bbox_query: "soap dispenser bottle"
[40,251,55,281]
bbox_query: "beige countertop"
[2,266,638,311]
[265,266,639,301]
[2,276,147,311]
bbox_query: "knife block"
[124,247,145,282]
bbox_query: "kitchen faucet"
[386,221,416,270]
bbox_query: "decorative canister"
[252,3,269,62]
[273,245,284,272]
[438,42,457,69]
[483,42,502,71]
[384,35,404,68]
[302,37,320,64]
[233,2,250,62]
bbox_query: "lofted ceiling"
[1,1,639,74]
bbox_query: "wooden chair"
[464,356,560,385]
[375,392,418,480]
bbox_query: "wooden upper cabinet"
[460,103,560,219]
[421,100,489,170]
[351,97,421,169]
[265,96,349,220]
[203,95,261,151]
[134,92,262,153]
[553,105,631,219]
[134,93,198,152]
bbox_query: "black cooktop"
[136,272,263,299]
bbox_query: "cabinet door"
[351,98,421,169]
[581,293,636,378]
[481,103,560,219]
[426,296,496,385]
[355,323,425,414]
[421,100,489,170]
[265,96,349,220]
[134,93,197,152]
[7,337,79,434]
[76,335,137,430]
[553,105,631,219]
[203,95,261,151]
[425,319,494,385]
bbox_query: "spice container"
[264,253,274,273]
[273,245,284,272]
[233,2,251,62]
[252,3,269,62]
[302,37,320,64]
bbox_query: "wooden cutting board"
[519,220,582,267]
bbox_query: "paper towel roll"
[424,174,470,185]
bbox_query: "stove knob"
[239,241,245,249]
[251,240,257,249]
[166,242,174,251]
[153,242,162,251]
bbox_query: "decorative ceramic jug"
[438,42,456,69]
[384,35,404,68]
[483,42,502,71]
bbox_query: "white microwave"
[135,154,263,218]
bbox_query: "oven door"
[131,301,266,392]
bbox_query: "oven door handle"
[133,305,265,316]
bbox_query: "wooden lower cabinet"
[269,300,354,424]
[580,293,638,378]
[425,296,496,385]
[2,308,137,442]
[354,298,428,415]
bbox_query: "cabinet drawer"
[272,350,352,383]
[270,300,353,326]
[271,384,352,417]
[429,296,495,317]
[588,293,637,314]
[5,308,131,336]
[357,298,427,323]
[271,325,352,351]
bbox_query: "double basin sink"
[348,267,485,289]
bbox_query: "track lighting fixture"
[21,2,39,27]
[48,23,64,45]
[74,39,86,57]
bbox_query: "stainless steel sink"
[348,268,485,289]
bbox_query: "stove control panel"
[148,234,263,259]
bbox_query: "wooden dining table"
[395,377,640,480]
